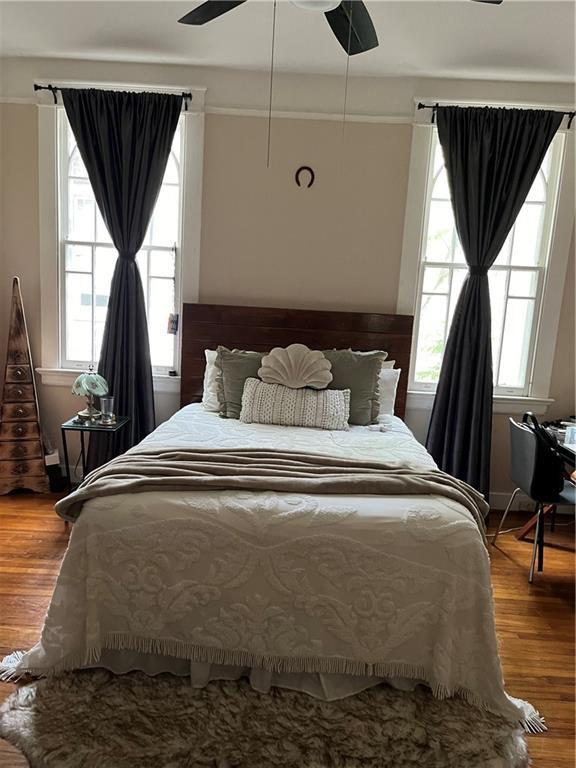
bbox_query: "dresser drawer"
[0,441,43,461]
[2,383,34,402]
[7,347,29,365]
[1,403,36,422]
[0,459,46,477]
[0,475,49,495]
[5,365,32,384]
[0,422,40,441]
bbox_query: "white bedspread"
[10,405,526,724]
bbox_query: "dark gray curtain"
[426,106,563,497]
[61,88,183,466]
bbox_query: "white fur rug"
[0,670,530,767]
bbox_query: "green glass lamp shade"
[71,367,109,421]
[71,371,109,397]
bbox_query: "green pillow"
[323,350,387,426]
[215,347,264,419]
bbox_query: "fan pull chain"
[342,1,353,139]
[267,0,278,168]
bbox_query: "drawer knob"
[12,445,25,458]
[14,463,27,475]
[14,425,25,436]
[15,389,24,397]
[14,369,23,378]
[15,408,25,417]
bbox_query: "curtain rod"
[34,83,193,110]
[417,101,575,129]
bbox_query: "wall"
[2,56,575,116]
[1,57,574,498]
[200,114,410,311]
[548,228,576,420]
[0,102,43,406]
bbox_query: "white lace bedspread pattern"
[10,406,522,723]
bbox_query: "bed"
[1,304,539,729]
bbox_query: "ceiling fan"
[178,0,503,57]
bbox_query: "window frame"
[409,130,565,397]
[398,120,575,413]
[57,109,184,375]
[36,83,205,394]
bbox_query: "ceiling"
[0,0,574,83]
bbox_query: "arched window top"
[163,152,180,185]
[431,167,451,201]
[431,140,551,205]
[68,134,181,184]
[162,121,182,184]
[526,169,547,203]
[431,141,450,201]
[68,146,88,179]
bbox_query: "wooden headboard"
[180,304,414,419]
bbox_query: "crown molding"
[205,106,412,123]
[0,96,36,104]
[1,95,413,123]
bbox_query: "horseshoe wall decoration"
[295,166,315,188]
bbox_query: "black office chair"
[492,416,575,583]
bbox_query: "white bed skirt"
[93,648,417,700]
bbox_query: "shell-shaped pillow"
[258,344,332,389]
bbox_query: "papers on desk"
[563,425,576,455]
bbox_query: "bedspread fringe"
[0,651,27,682]
[2,635,546,734]
[507,695,547,734]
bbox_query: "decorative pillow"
[215,347,264,419]
[323,349,387,426]
[258,344,332,389]
[377,368,401,417]
[348,349,389,357]
[240,378,350,431]
[201,349,219,412]
[382,359,396,369]
[203,347,261,411]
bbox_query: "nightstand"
[61,416,130,491]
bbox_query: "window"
[58,111,183,373]
[411,131,565,396]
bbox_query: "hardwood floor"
[0,495,574,767]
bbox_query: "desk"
[61,416,130,492]
[557,441,576,466]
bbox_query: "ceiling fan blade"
[178,1,247,25]
[324,1,378,56]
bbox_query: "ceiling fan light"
[290,0,341,12]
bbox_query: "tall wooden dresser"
[0,277,49,494]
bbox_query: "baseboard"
[489,491,573,515]
[489,491,529,513]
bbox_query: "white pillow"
[382,360,395,369]
[201,349,220,412]
[377,368,401,417]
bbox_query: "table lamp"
[71,365,109,422]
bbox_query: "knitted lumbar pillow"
[240,378,350,431]
[258,344,332,389]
